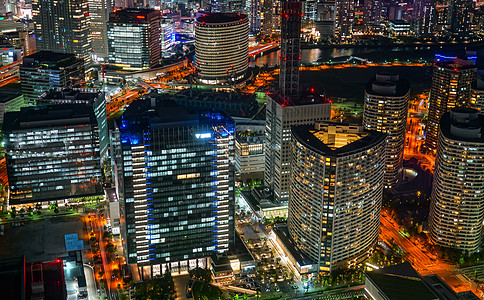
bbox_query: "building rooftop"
[153,89,258,118]
[268,87,331,107]
[109,8,159,23]
[3,104,96,132]
[117,97,234,132]
[0,82,22,103]
[22,51,80,68]
[365,73,410,97]
[273,224,314,268]
[37,88,103,105]
[440,107,484,142]
[365,262,479,300]
[196,13,248,25]
[291,122,386,157]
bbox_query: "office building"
[89,0,112,62]
[363,0,381,27]
[20,51,85,106]
[363,73,410,189]
[161,16,175,58]
[412,0,435,38]
[37,88,109,163]
[425,56,475,150]
[249,0,263,33]
[4,104,103,205]
[265,93,331,203]
[32,0,92,67]
[235,135,264,178]
[111,98,235,276]
[334,0,354,40]
[265,0,331,204]
[108,9,162,70]
[429,108,484,252]
[288,123,386,272]
[448,0,474,36]
[195,13,249,85]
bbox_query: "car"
[292,285,298,289]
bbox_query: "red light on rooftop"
[310,88,315,93]
[2,48,7,51]
[453,68,458,71]
[136,15,145,19]
[284,14,289,18]
[84,13,89,16]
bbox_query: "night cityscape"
[2,0,484,299]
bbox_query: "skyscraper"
[279,0,302,98]
[363,0,382,27]
[111,98,235,275]
[265,0,331,203]
[425,56,476,151]
[334,0,354,40]
[195,13,249,85]
[412,0,435,38]
[448,0,474,36]
[429,108,484,252]
[108,9,162,70]
[32,0,92,67]
[89,0,112,62]
[20,51,85,106]
[4,104,103,205]
[363,73,410,189]
[288,122,386,272]
[37,88,109,163]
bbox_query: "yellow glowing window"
[177,173,200,180]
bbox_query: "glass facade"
[20,51,85,106]
[108,9,161,70]
[112,99,235,271]
[4,105,102,204]
[288,123,386,272]
[33,0,92,67]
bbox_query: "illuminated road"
[403,92,436,172]
[380,214,475,295]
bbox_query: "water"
[250,43,481,67]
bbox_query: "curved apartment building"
[288,122,386,272]
[195,13,249,84]
[429,108,484,252]
[363,73,410,189]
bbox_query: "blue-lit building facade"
[111,99,235,276]
[4,104,103,205]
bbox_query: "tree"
[106,243,116,253]
[10,207,16,219]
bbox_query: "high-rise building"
[108,9,162,70]
[37,88,109,163]
[470,49,484,114]
[279,0,303,98]
[4,104,103,205]
[265,0,331,204]
[32,0,92,67]
[334,0,354,40]
[250,0,263,33]
[89,0,112,62]
[448,0,474,36]
[111,98,235,275]
[363,0,381,27]
[20,51,85,106]
[363,73,410,189]
[412,0,435,38]
[195,13,249,85]
[429,108,484,252]
[425,56,476,151]
[288,122,386,272]
[161,15,175,58]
